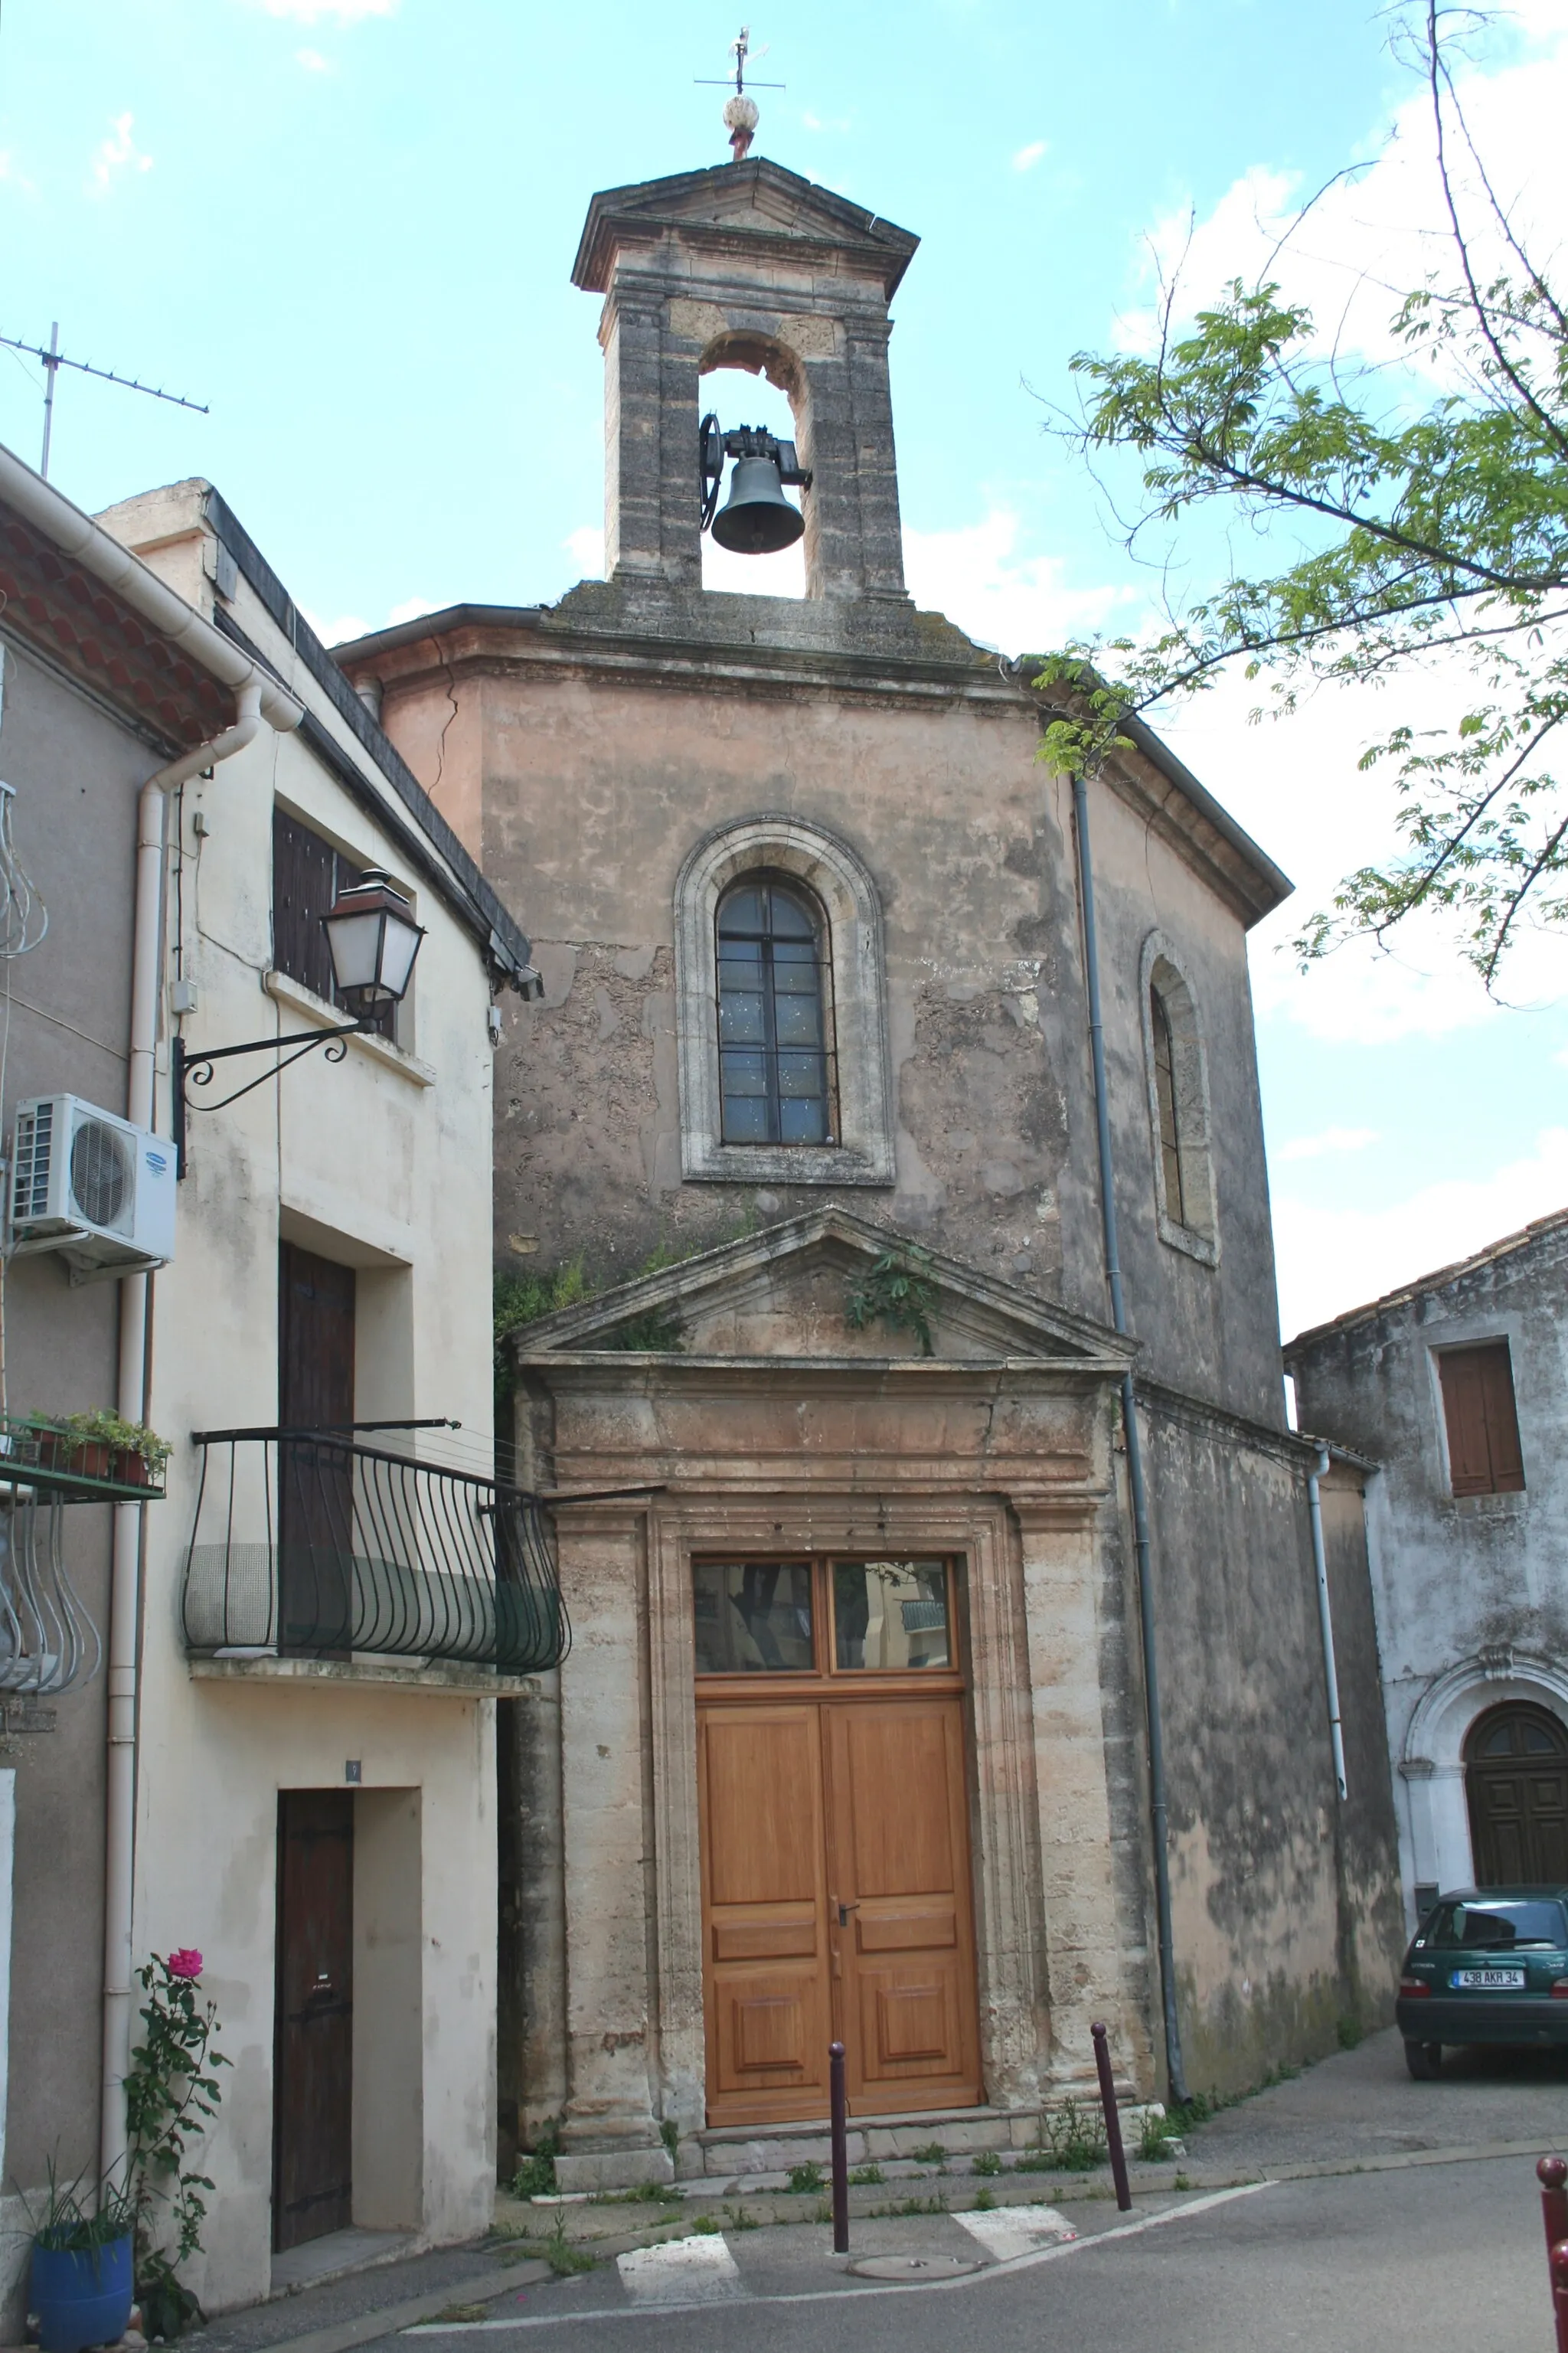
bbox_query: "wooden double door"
[695,1556,982,2126]
[1466,1703,1568,1885]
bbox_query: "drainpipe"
[101,674,302,2182]
[1307,1447,1348,1802]
[1070,766,1190,2107]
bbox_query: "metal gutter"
[1070,765,1190,2108]
[0,441,300,732]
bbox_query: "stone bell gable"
[571,156,917,603]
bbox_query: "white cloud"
[903,507,1131,658]
[564,525,604,580]
[0,152,37,195]
[388,595,439,626]
[306,608,369,646]
[1155,663,1568,1043]
[1274,1127,1379,1165]
[1012,140,1047,172]
[88,113,152,197]
[1114,17,1568,374]
[295,46,330,70]
[249,0,394,20]
[1276,1126,1568,1341]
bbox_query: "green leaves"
[844,1247,939,1355]
[1038,9,1568,985]
[122,1954,230,2335]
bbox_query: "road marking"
[402,2182,1276,2332]
[952,2202,1076,2262]
[616,2234,743,2304]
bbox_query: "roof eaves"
[1283,1204,1568,1355]
[201,491,535,985]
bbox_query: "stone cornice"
[338,607,1289,927]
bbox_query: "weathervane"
[694,25,783,162]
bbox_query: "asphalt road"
[384,2156,1553,2353]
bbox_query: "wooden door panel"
[825,1698,980,2113]
[699,1704,833,2123]
[273,1791,354,2251]
[1470,1759,1568,1884]
[838,1707,956,1897]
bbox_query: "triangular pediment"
[573,160,919,296]
[509,1208,1132,1371]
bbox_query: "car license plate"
[1452,1968,1525,1989]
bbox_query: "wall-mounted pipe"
[1070,765,1190,2109]
[1307,1446,1348,1802]
[100,674,302,2183]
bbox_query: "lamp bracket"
[172,1021,370,1179]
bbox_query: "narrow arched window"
[717,878,835,1145]
[1150,984,1186,1226]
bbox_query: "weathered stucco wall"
[0,634,142,2289]
[91,487,505,2308]
[1138,1398,1401,2091]
[1289,1217,1568,1921]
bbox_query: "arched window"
[1138,934,1217,1263]
[716,877,835,1145]
[1150,985,1186,1226]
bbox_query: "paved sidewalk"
[1177,2024,1568,2175]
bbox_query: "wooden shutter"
[1439,1342,1524,1496]
[271,808,396,1038]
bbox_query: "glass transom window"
[717,879,835,1146]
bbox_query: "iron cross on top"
[694,25,785,160]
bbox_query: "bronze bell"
[710,453,805,555]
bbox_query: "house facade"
[1287,1211,1568,1930]
[338,154,1404,2186]
[0,442,550,2325]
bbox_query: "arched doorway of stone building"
[1465,1703,1568,1885]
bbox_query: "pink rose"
[166,1948,203,1979]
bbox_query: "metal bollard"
[829,2041,849,2255]
[1091,2021,1132,2213]
[1544,2158,1568,2353]
[1551,2241,1568,2353]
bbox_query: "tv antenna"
[0,322,209,481]
[695,25,784,161]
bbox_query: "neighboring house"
[337,153,1404,2188]
[1287,1211,1568,1931]
[0,441,550,2326]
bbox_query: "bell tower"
[571,159,919,603]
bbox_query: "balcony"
[0,1412,163,1697]
[181,1426,569,1681]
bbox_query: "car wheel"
[1404,2038,1436,2080]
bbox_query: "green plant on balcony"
[28,1410,172,1485]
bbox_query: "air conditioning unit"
[8,1096,176,1278]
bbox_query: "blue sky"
[2,0,1564,1337]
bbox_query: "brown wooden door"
[274,1791,354,2250]
[825,1697,981,2111]
[695,1556,981,2128]
[1466,1704,1568,1884]
[698,1704,834,2123]
[278,1243,356,1654]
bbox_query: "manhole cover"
[847,2254,982,2283]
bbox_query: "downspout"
[1307,1446,1348,1802]
[1070,766,1190,2107]
[101,675,300,2181]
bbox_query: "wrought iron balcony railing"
[0,1412,163,1696]
[181,1426,569,1675]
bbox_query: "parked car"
[1396,1886,1568,2077]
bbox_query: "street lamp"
[172,868,425,1177]
[322,868,425,1017]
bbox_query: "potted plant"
[28,1411,172,1489]
[23,2169,136,2353]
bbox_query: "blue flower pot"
[29,2234,134,2353]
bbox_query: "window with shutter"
[1438,1341,1525,1496]
[272,808,397,1039]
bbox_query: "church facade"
[338,157,1403,2185]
